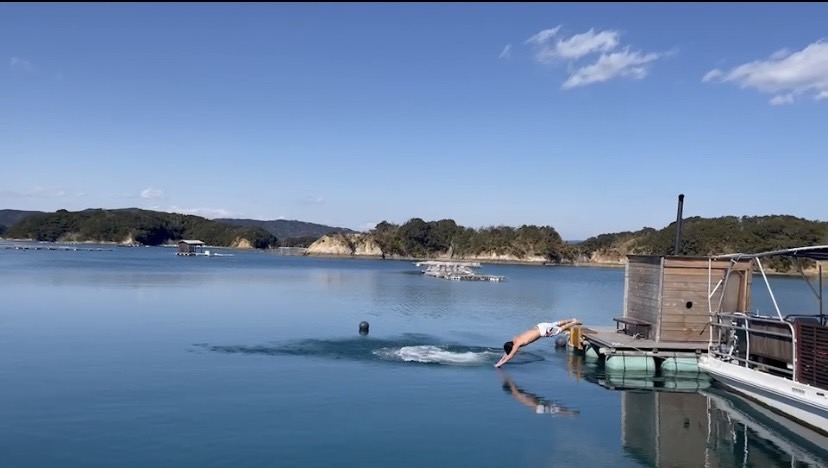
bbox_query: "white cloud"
[526,27,620,62]
[359,221,379,232]
[298,195,324,205]
[498,44,512,59]
[9,57,34,73]
[140,187,164,199]
[769,94,795,106]
[562,47,660,89]
[702,39,828,105]
[0,186,84,198]
[525,26,561,49]
[523,26,664,89]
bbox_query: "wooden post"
[569,326,583,351]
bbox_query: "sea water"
[1,243,826,467]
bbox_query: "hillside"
[0,208,355,247]
[300,215,828,273]
[3,208,278,249]
[577,215,828,271]
[307,218,576,264]
[0,209,42,232]
[215,217,355,240]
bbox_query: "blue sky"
[2,3,827,240]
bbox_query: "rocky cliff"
[306,233,383,257]
[231,237,254,249]
[306,233,550,263]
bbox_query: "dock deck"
[581,326,708,357]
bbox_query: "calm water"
[1,243,827,467]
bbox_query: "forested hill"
[577,215,828,269]
[364,218,575,262]
[0,209,353,246]
[215,217,354,240]
[2,208,278,248]
[0,209,42,232]
[311,215,827,271]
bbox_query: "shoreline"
[3,237,824,277]
[301,252,825,277]
[0,237,253,250]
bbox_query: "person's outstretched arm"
[495,345,520,368]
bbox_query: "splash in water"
[373,344,501,366]
[193,334,544,367]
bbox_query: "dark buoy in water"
[359,321,369,336]
[554,333,568,348]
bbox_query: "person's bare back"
[494,318,581,368]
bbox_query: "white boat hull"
[698,356,828,434]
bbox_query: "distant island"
[302,215,827,273]
[0,208,352,249]
[1,208,826,273]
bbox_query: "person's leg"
[557,318,582,332]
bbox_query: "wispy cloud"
[9,57,34,73]
[562,48,660,89]
[523,26,665,89]
[297,195,325,206]
[0,186,85,198]
[360,221,380,232]
[140,187,164,199]
[498,44,512,59]
[120,187,166,199]
[526,27,619,62]
[702,39,828,105]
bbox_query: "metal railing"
[707,312,798,380]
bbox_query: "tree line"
[3,209,825,272]
[577,215,828,271]
[358,215,827,271]
[3,208,278,249]
[368,218,575,262]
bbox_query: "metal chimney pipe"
[674,194,684,255]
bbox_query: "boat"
[698,245,828,435]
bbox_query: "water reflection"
[701,387,828,468]
[498,370,579,416]
[564,352,828,467]
[622,388,828,468]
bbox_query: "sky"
[2,3,827,240]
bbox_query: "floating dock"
[1,244,113,252]
[175,250,233,257]
[415,261,505,282]
[574,326,707,374]
[568,251,755,375]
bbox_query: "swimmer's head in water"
[503,341,514,354]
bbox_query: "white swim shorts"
[537,321,561,337]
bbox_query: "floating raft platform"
[414,261,506,282]
[1,244,113,252]
[175,251,233,257]
[571,326,707,374]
